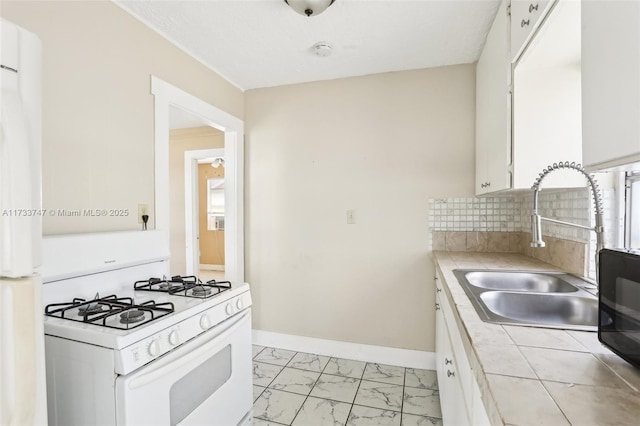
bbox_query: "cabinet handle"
[445,358,452,365]
[447,370,456,378]
[529,3,539,13]
[435,303,440,310]
[436,288,442,293]
[481,182,492,189]
[521,19,530,27]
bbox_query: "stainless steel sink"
[463,271,579,292]
[453,269,599,331]
[480,292,598,328]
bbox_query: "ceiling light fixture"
[284,0,336,17]
[211,157,225,168]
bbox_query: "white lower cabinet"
[435,271,491,425]
[435,308,470,425]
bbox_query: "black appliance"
[598,248,640,367]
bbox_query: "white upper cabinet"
[476,0,511,195]
[476,0,584,195]
[511,0,584,189]
[582,1,640,170]
[511,0,553,62]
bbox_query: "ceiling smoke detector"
[284,0,336,17]
[312,42,333,57]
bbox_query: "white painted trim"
[252,330,436,370]
[223,130,244,283]
[184,148,224,276]
[151,76,244,283]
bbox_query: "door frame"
[151,76,244,283]
[184,148,225,276]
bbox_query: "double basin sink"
[453,270,599,331]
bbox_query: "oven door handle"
[128,310,250,390]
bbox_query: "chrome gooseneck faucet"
[530,161,605,284]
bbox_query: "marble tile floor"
[252,345,443,426]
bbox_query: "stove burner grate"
[135,276,231,299]
[119,309,145,324]
[77,301,106,316]
[45,295,175,330]
[157,282,181,290]
[191,285,212,297]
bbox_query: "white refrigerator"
[0,18,48,425]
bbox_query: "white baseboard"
[252,329,436,370]
[200,264,225,271]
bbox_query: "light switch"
[346,210,355,224]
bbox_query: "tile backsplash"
[428,197,522,233]
[520,189,591,243]
[428,188,612,278]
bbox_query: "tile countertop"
[432,251,640,426]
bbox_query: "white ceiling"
[114,0,500,91]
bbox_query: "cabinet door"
[511,0,584,189]
[582,0,640,170]
[434,274,471,425]
[511,0,552,62]
[435,281,445,384]
[435,303,464,425]
[435,290,446,388]
[476,0,512,195]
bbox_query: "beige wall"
[1,1,243,235]
[169,127,224,273]
[245,65,476,351]
[4,0,478,352]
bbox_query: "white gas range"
[40,231,252,426]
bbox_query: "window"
[626,172,640,248]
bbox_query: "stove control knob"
[199,314,211,330]
[148,339,160,357]
[225,303,234,316]
[236,297,244,310]
[169,330,180,346]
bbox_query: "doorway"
[198,158,226,280]
[152,76,245,283]
[184,148,226,278]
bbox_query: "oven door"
[115,310,252,426]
